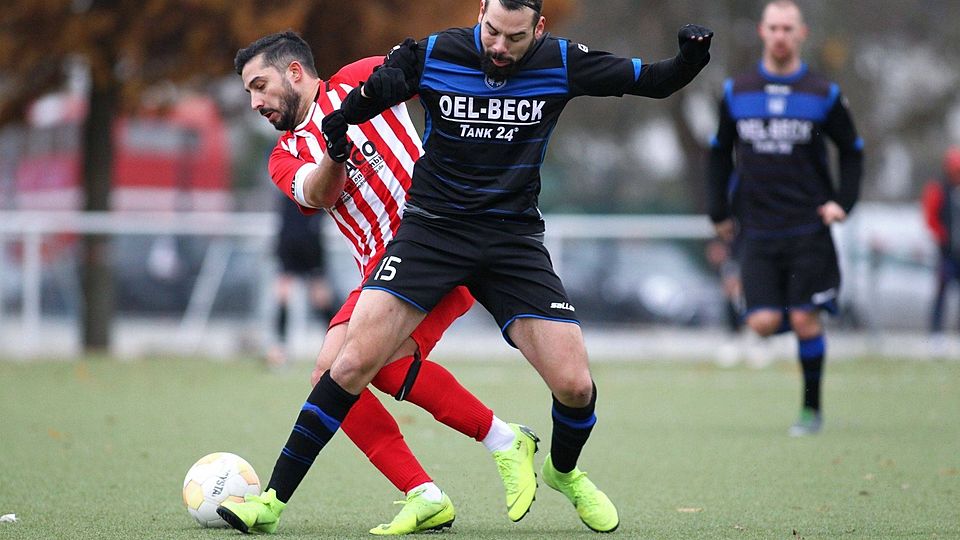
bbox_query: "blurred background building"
[0,0,958,360]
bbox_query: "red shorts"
[329,285,474,358]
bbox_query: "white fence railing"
[0,205,944,359]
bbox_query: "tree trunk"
[80,82,117,354]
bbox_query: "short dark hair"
[498,0,542,25]
[234,31,318,78]
[501,0,542,12]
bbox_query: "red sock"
[371,356,494,441]
[340,389,431,493]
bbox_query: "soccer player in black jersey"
[707,0,863,437]
[296,0,710,533]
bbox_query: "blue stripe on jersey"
[855,137,864,150]
[632,58,643,81]
[473,24,482,53]
[426,34,438,59]
[421,96,433,145]
[560,39,568,70]
[300,402,342,433]
[434,170,512,193]
[728,91,835,122]
[438,155,543,169]
[422,59,568,97]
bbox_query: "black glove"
[678,24,713,65]
[382,37,420,88]
[321,110,351,163]
[361,67,410,105]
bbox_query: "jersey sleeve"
[822,89,864,213]
[328,57,381,88]
[566,41,708,99]
[707,87,737,223]
[267,142,321,215]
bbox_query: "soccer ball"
[182,452,261,527]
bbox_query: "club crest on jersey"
[484,75,507,90]
[767,96,787,116]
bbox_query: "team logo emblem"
[767,96,787,115]
[484,75,506,90]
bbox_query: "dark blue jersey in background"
[708,62,863,238]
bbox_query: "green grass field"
[0,357,957,539]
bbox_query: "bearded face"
[480,48,527,81]
[258,78,302,131]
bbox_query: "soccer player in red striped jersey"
[218,32,539,535]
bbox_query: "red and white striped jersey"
[268,56,423,275]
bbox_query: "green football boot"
[368,489,455,535]
[788,407,823,437]
[492,423,539,522]
[216,488,286,534]
[542,454,619,533]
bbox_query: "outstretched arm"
[568,24,713,99]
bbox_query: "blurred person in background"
[314,0,711,533]
[221,31,538,535]
[706,237,747,366]
[707,0,863,436]
[267,193,337,370]
[921,146,960,352]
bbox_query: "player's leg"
[784,229,840,436]
[268,272,295,369]
[483,231,617,532]
[788,308,825,436]
[507,318,618,533]
[368,285,535,522]
[217,290,424,534]
[316,297,454,535]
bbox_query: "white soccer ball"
[182,452,261,527]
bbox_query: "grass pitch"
[0,356,957,539]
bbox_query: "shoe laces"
[494,450,522,492]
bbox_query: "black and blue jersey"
[346,25,708,233]
[707,62,863,237]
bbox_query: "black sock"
[798,335,825,411]
[266,370,359,502]
[550,382,597,474]
[275,304,288,341]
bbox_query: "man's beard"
[480,50,524,81]
[263,80,302,132]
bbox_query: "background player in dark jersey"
[297,0,711,533]
[707,0,864,437]
[267,193,336,370]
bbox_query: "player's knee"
[790,311,821,339]
[747,312,781,336]
[552,374,593,407]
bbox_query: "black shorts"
[363,213,579,345]
[740,227,840,314]
[276,234,327,276]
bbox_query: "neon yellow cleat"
[542,454,619,533]
[492,423,539,522]
[369,489,455,535]
[216,488,286,534]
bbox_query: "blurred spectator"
[268,193,337,369]
[920,146,960,345]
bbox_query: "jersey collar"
[758,60,808,84]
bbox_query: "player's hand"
[818,201,847,225]
[382,37,420,88]
[321,110,351,164]
[678,24,713,64]
[359,67,409,104]
[713,218,736,243]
